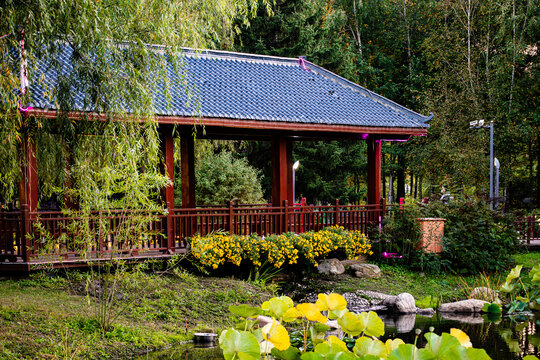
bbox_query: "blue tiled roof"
[27,44,431,129]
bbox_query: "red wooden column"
[367,137,382,205]
[271,136,293,207]
[19,131,38,262]
[160,128,175,252]
[271,136,292,233]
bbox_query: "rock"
[417,308,436,317]
[351,263,381,278]
[317,258,345,275]
[470,287,498,302]
[395,314,416,333]
[438,299,487,313]
[341,257,366,268]
[256,315,273,327]
[382,296,397,307]
[380,293,416,314]
[395,293,416,314]
[326,320,340,329]
[439,313,485,324]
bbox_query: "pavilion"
[1,44,431,271]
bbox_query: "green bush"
[377,196,519,274]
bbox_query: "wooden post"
[160,128,175,252]
[284,200,289,233]
[367,138,381,205]
[335,199,340,226]
[228,200,235,235]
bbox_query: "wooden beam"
[31,109,428,136]
[180,136,196,208]
[367,138,381,205]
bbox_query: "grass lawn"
[0,268,270,359]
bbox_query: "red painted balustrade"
[0,200,391,267]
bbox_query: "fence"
[0,200,390,267]
[515,215,540,244]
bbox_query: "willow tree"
[0,0,271,209]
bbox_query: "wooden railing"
[515,215,540,244]
[0,200,390,266]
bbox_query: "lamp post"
[469,119,495,210]
[292,160,300,204]
[494,157,500,211]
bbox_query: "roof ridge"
[130,42,301,65]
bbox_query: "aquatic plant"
[220,293,494,360]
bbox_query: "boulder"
[470,287,498,302]
[439,313,485,324]
[417,308,436,317]
[395,293,416,314]
[341,257,366,268]
[381,293,416,314]
[318,258,345,275]
[382,296,397,307]
[351,263,381,278]
[395,314,416,333]
[438,299,487,313]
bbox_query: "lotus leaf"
[388,344,435,360]
[481,303,502,314]
[424,332,468,359]
[499,281,515,293]
[271,346,302,360]
[316,293,348,311]
[530,265,540,283]
[466,348,492,360]
[315,335,350,356]
[229,304,262,318]
[386,339,405,354]
[297,303,328,323]
[353,337,387,358]
[283,307,303,322]
[506,265,522,283]
[310,322,331,345]
[262,296,295,319]
[450,328,472,348]
[219,328,261,360]
[261,319,290,351]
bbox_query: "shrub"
[377,196,520,274]
[425,197,519,274]
[189,226,372,271]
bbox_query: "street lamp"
[469,119,495,210]
[494,158,500,211]
[292,160,300,204]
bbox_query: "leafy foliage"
[377,197,519,274]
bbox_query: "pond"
[144,313,540,360]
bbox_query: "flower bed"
[189,226,372,270]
